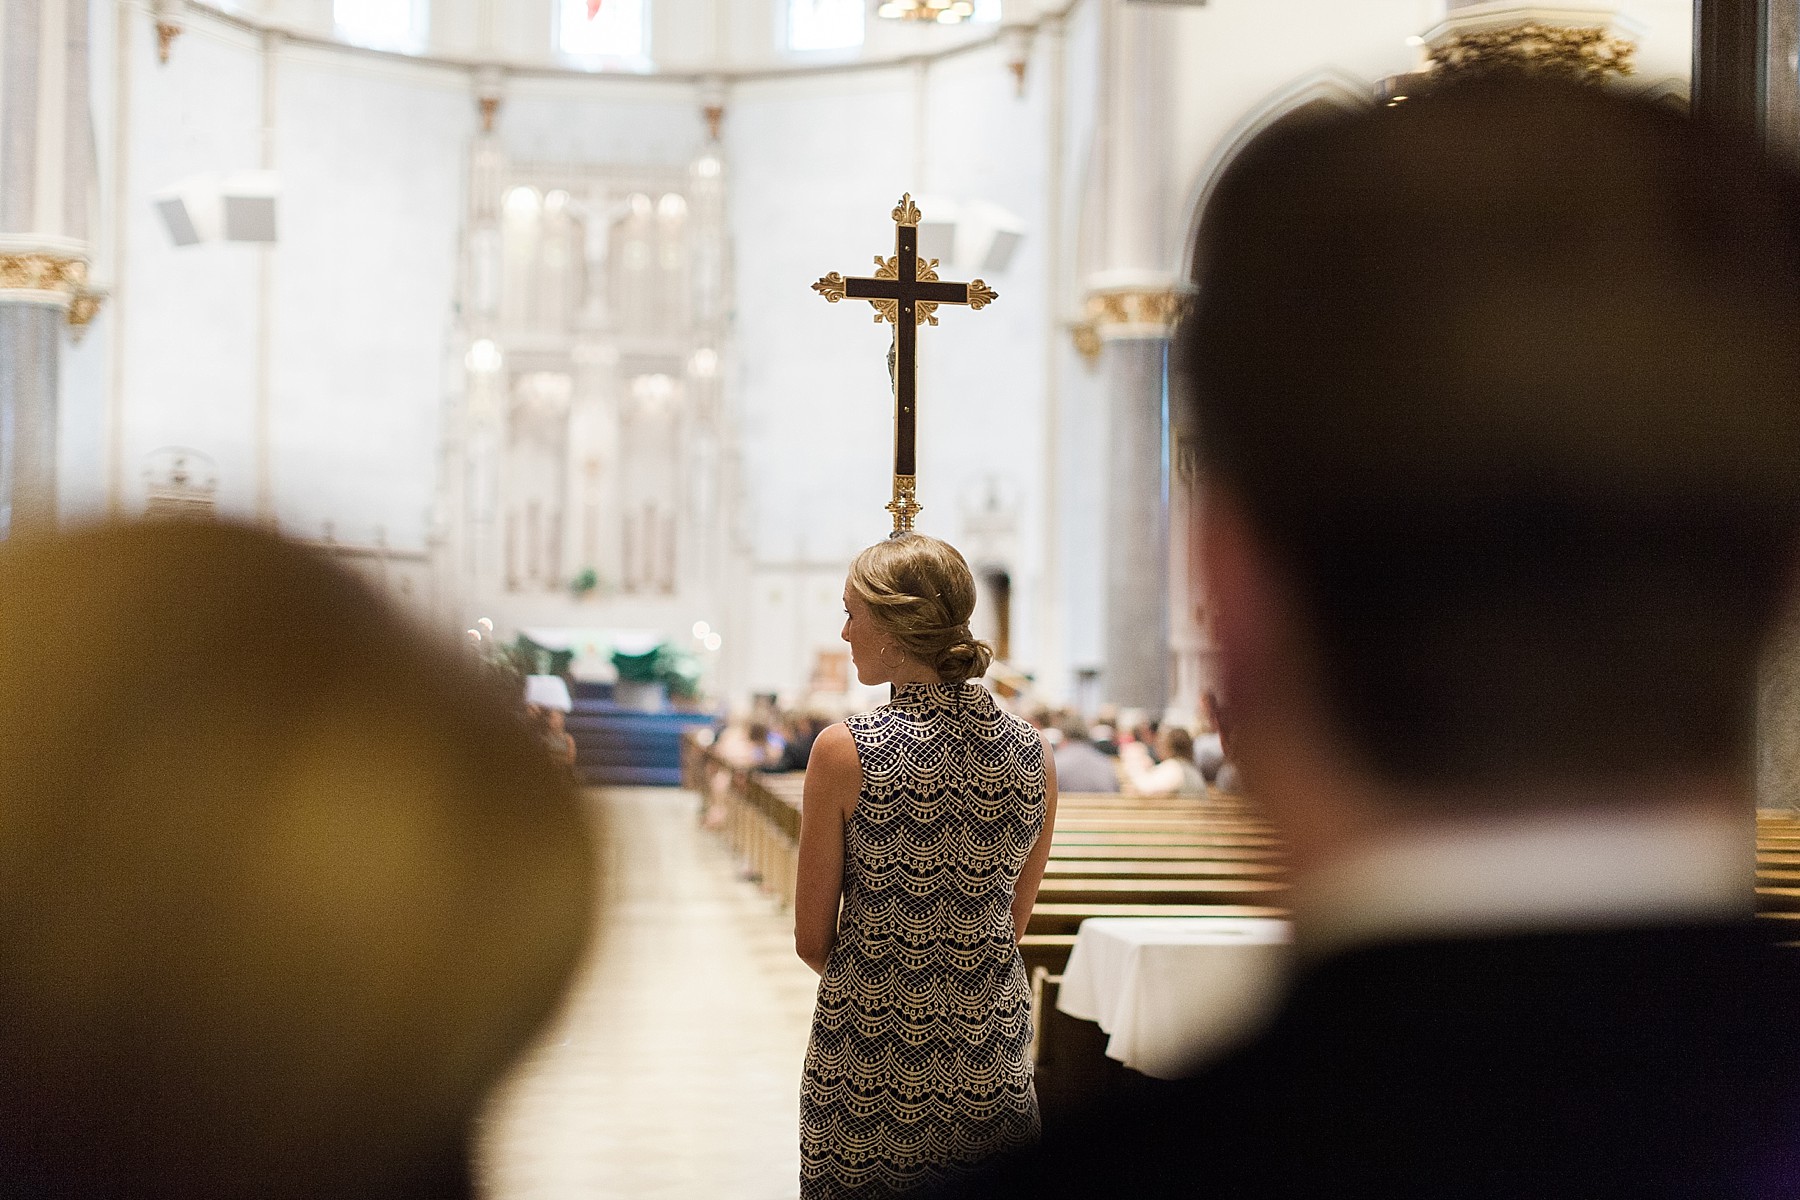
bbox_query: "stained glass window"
[561,0,646,59]
[333,0,423,51]
[789,0,863,51]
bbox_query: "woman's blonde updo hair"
[848,533,994,684]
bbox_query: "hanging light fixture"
[876,0,977,24]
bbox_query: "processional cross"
[812,194,998,535]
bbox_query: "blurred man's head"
[1057,715,1093,745]
[0,522,595,1198]
[1185,79,1800,838]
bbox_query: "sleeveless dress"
[800,681,1047,1199]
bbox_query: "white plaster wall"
[498,75,702,165]
[269,48,469,549]
[1616,0,1694,84]
[78,0,1698,699]
[1158,0,1439,271]
[1051,0,1103,684]
[119,14,265,519]
[728,65,920,570]
[1159,0,1693,264]
[57,0,118,523]
[91,14,471,548]
[728,42,1053,698]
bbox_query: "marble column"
[1081,0,1182,712]
[1100,333,1169,712]
[0,304,60,536]
[0,0,102,537]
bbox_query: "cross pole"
[812,194,997,535]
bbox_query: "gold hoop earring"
[878,644,904,669]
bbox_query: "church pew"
[1047,843,1282,862]
[690,735,1295,910]
[1029,968,1186,1133]
[1020,933,1080,978]
[1025,901,1288,936]
[1042,859,1285,879]
[1053,833,1282,851]
[1035,877,1289,907]
[1754,886,1800,912]
[688,738,1296,1106]
[1052,817,1274,834]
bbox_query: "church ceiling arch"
[1178,67,1374,283]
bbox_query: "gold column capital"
[1069,284,1187,363]
[0,243,106,330]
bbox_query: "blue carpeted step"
[565,696,717,788]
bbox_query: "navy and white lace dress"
[800,681,1046,1199]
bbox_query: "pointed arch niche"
[1168,70,1375,723]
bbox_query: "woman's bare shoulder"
[806,723,860,777]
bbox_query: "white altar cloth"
[1055,916,1292,1079]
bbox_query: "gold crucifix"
[812,194,997,535]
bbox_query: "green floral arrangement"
[514,634,575,678]
[611,641,702,701]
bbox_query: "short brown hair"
[1161,727,1195,763]
[847,533,993,683]
[1184,78,1800,790]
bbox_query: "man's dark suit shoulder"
[958,922,1800,1199]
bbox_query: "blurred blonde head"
[846,534,992,684]
[0,522,594,1198]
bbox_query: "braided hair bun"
[846,534,994,684]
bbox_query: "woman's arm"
[794,723,859,975]
[1010,733,1060,942]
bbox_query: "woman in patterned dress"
[795,533,1059,1199]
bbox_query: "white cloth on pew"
[1056,917,1291,1079]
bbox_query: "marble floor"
[478,787,821,1200]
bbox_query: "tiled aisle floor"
[478,787,820,1200]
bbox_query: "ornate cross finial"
[812,195,998,534]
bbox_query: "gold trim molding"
[1430,22,1636,81]
[1069,286,1186,363]
[1,252,87,294]
[0,251,106,329]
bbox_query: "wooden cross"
[813,194,997,534]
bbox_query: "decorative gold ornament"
[886,475,923,533]
[877,0,976,24]
[810,272,848,303]
[891,194,922,227]
[1086,287,1184,330]
[1069,320,1102,364]
[478,95,500,133]
[703,103,726,142]
[156,20,181,64]
[0,249,106,330]
[66,289,104,330]
[1430,23,1636,81]
[1008,59,1028,97]
[0,252,86,293]
[1069,286,1185,364]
